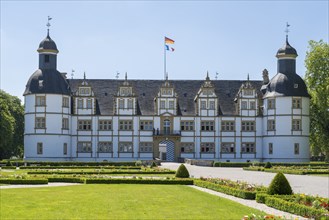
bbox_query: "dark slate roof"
[68,79,263,116]
[23,69,71,95]
[38,34,58,52]
[276,38,298,57]
[263,73,309,98]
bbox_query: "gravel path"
[161,162,329,198]
[190,185,307,220]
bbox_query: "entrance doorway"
[159,140,175,161]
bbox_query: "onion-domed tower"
[262,33,310,162]
[23,22,72,161]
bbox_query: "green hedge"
[19,166,141,170]
[47,177,85,183]
[27,170,175,175]
[244,167,329,175]
[214,162,328,167]
[194,180,257,200]
[255,193,268,204]
[12,161,138,167]
[85,178,193,185]
[1,166,17,169]
[0,179,48,185]
[265,196,327,219]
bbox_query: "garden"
[1,161,329,219]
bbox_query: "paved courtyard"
[161,162,329,198]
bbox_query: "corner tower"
[23,19,71,161]
[262,26,310,162]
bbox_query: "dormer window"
[120,87,131,96]
[294,84,299,88]
[162,89,172,96]
[45,55,50,63]
[243,89,253,96]
[119,99,124,109]
[241,101,247,110]
[127,99,133,109]
[201,101,206,109]
[209,101,215,110]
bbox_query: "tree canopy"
[304,40,329,159]
[0,90,24,159]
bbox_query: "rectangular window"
[62,97,69,107]
[35,117,46,129]
[241,121,255,132]
[119,99,124,109]
[200,143,215,153]
[79,88,91,96]
[62,118,69,129]
[268,99,275,109]
[119,120,133,130]
[140,121,153,131]
[241,101,247,110]
[209,101,215,110]
[201,121,214,131]
[200,100,207,109]
[45,55,50,63]
[221,143,235,153]
[98,142,113,153]
[243,90,253,96]
[86,99,92,109]
[78,120,92,130]
[36,96,46,106]
[77,142,92,153]
[221,121,235,132]
[180,143,194,153]
[63,143,67,155]
[119,142,133,152]
[127,99,133,109]
[139,142,153,153]
[269,143,273,155]
[241,143,255,153]
[292,98,301,109]
[294,143,299,155]
[77,99,83,109]
[250,101,256,110]
[37,143,43,155]
[180,121,194,131]
[169,100,174,109]
[292,119,301,131]
[267,120,275,131]
[98,120,112,130]
[160,100,166,109]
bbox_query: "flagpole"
[164,36,166,80]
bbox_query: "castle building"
[23,32,310,162]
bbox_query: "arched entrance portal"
[159,140,175,162]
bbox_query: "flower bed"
[194,178,266,200]
[256,193,329,219]
[27,170,175,175]
[244,166,329,175]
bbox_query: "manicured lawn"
[0,184,266,219]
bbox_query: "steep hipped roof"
[37,34,59,53]
[68,79,263,116]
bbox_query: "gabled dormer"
[154,75,178,116]
[194,72,218,116]
[234,75,259,116]
[114,73,137,115]
[73,73,96,115]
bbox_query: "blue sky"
[1,1,328,101]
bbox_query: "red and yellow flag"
[165,37,175,44]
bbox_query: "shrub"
[47,177,85,183]
[175,164,189,178]
[256,193,268,203]
[267,172,293,195]
[264,162,272,169]
[6,161,12,167]
[150,161,157,168]
[0,179,48,185]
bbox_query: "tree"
[305,40,329,160]
[0,90,24,159]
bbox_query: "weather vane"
[215,72,219,80]
[71,69,75,79]
[285,22,290,39]
[116,71,120,79]
[47,16,52,35]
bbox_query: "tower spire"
[46,16,52,37]
[83,72,86,80]
[125,72,127,81]
[206,71,210,81]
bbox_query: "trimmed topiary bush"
[175,164,190,178]
[150,161,157,168]
[264,162,272,169]
[267,172,293,195]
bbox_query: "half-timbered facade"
[23,33,310,162]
